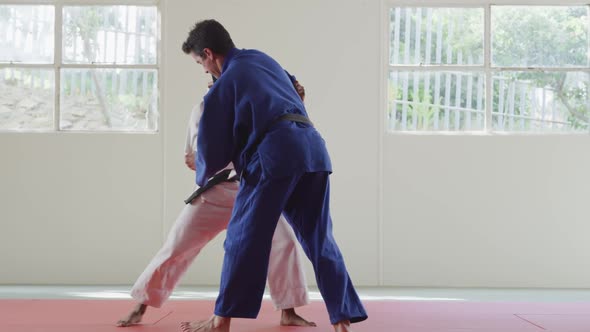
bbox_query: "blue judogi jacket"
[195,48,331,186]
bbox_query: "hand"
[294,80,305,102]
[185,152,196,171]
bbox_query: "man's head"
[182,20,235,79]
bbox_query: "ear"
[202,48,213,59]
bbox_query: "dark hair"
[181,19,235,56]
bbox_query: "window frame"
[381,0,590,135]
[0,0,161,133]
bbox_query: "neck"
[215,56,226,74]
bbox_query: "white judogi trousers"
[130,180,309,310]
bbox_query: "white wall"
[0,134,163,284]
[1,0,589,288]
[382,135,590,287]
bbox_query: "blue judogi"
[196,47,367,324]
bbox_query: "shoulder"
[233,49,275,66]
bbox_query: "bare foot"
[180,315,231,332]
[333,320,353,332]
[116,303,147,327]
[280,308,316,327]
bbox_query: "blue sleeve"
[195,84,236,186]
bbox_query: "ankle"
[281,308,295,316]
[213,315,231,327]
[134,303,147,314]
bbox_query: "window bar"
[54,4,62,131]
[484,4,492,132]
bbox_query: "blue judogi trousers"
[214,154,367,324]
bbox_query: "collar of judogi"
[222,47,240,74]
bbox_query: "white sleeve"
[184,101,204,155]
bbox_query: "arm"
[184,102,202,171]
[187,79,216,172]
[195,85,236,186]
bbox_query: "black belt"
[184,113,312,204]
[184,169,238,204]
[240,113,313,180]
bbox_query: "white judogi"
[130,102,309,310]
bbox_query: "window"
[386,4,590,133]
[0,4,159,132]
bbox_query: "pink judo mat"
[1,299,590,331]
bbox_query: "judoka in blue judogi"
[180,19,367,332]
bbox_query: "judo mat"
[1,299,590,331]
